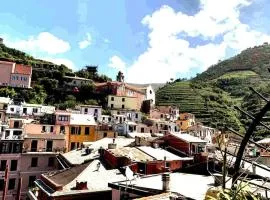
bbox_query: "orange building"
[67,114,97,151]
[176,113,195,131]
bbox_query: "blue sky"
[1,0,270,83]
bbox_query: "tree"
[0,87,16,98]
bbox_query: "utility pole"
[2,164,9,200]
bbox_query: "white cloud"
[108,56,126,72]
[5,32,71,55]
[79,33,92,49]
[41,57,76,71]
[125,0,270,83]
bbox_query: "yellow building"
[176,113,195,131]
[107,95,141,110]
[96,124,117,141]
[67,113,97,151]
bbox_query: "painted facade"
[0,61,32,88]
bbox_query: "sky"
[1,0,270,83]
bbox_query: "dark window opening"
[10,160,17,171]
[31,157,38,167]
[103,132,107,137]
[48,157,54,167]
[28,176,36,187]
[8,178,15,190]
[0,160,7,171]
[31,140,38,152]
[85,127,90,135]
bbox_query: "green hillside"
[157,43,270,137]
[0,43,111,108]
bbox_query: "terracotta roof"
[94,81,144,94]
[14,64,32,75]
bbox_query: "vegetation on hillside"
[157,43,270,138]
[0,43,111,109]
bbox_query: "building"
[150,106,179,121]
[23,123,66,153]
[0,119,63,200]
[139,85,155,105]
[176,113,195,131]
[31,159,125,200]
[108,95,142,110]
[0,61,32,88]
[109,172,221,200]
[78,105,102,121]
[0,97,11,122]
[63,76,93,88]
[95,81,146,110]
[6,103,55,118]
[103,146,192,175]
[111,109,142,123]
[67,114,97,151]
[153,133,207,158]
[187,124,217,144]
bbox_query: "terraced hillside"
[156,43,270,135]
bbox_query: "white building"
[187,124,217,144]
[6,103,55,117]
[63,76,93,87]
[140,85,155,105]
[78,105,102,121]
[111,109,142,123]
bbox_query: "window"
[0,160,7,171]
[21,77,23,81]
[60,126,65,133]
[85,127,90,135]
[48,157,54,167]
[71,127,81,135]
[111,97,114,101]
[94,109,98,113]
[31,157,38,167]
[33,108,38,113]
[71,142,76,150]
[16,76,19,80]
[10,107,14,112]
[58,115,69,121]
[8,178,15,190]
[111,104,114,108]
[0,179,3,191]
[84,108,88,113]
[166,162,171,168]
[141,128,145,133]
[149,90,152,94]
[24,77,27,81]
[10,160,17,171]
[11,76,15,80]
[122,98,125,102]
[50,126,54,132]
[135,113,138,118]
[31,140,38,152]
[28,176,36,187]
[122,105,125,109]
[103,132,107,137]
[14,121,20,128]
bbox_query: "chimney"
[162,173,170,192]
[108,139,117,149]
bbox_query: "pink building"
[0,61,32,88]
